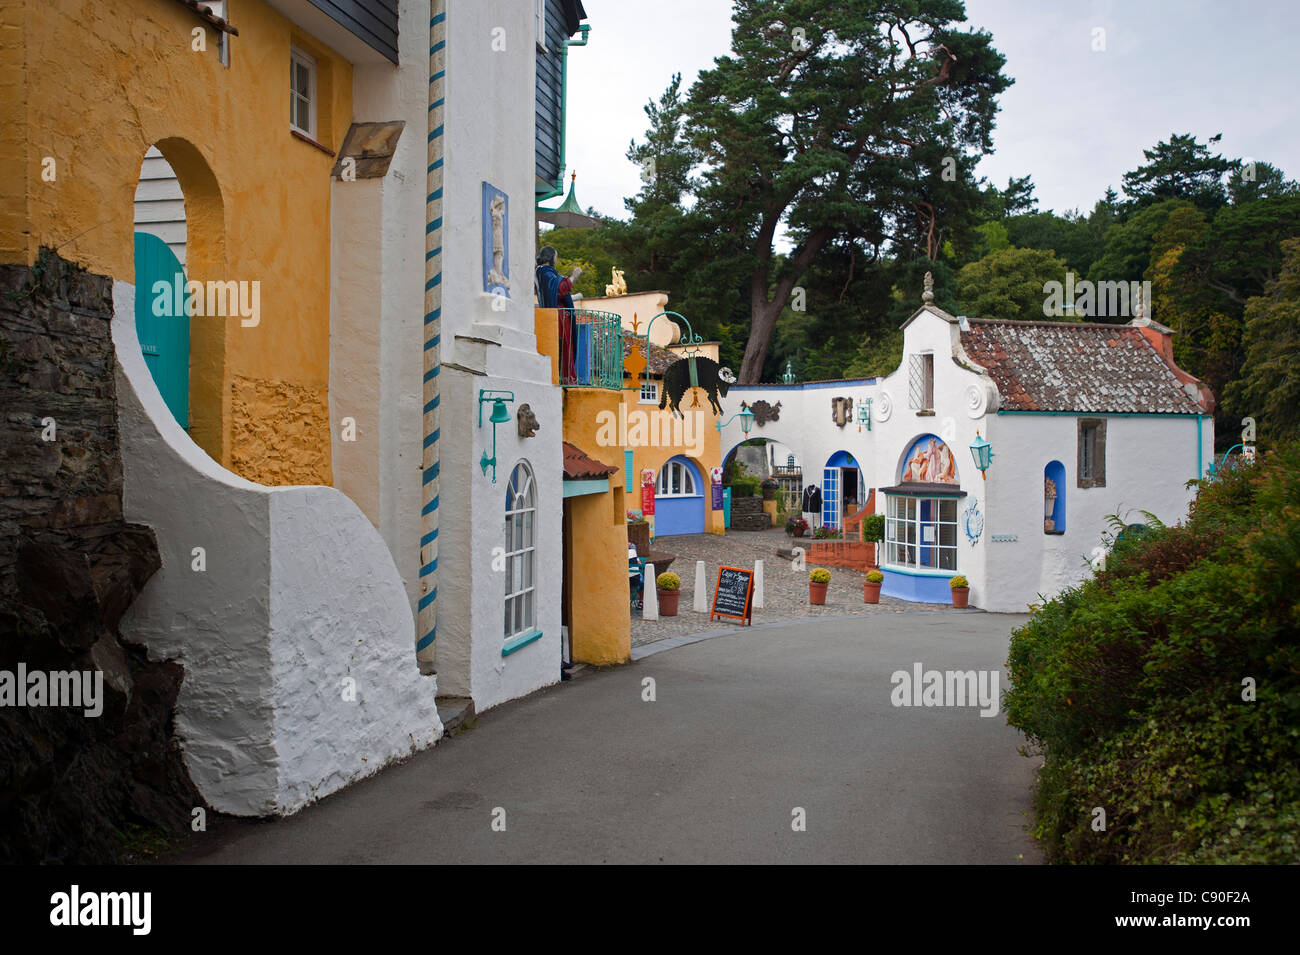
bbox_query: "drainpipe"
[418,0,447,675]
[538,24,590,203]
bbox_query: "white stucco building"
[112,0,581,816]
[721,285,1215,613]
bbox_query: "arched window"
[656,459,697,497]
[504,462,536,639]
[1044,460,1066,534]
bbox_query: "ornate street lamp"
[970,430,994,481]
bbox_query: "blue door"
[654,457,705,535]
[133,232,190,429]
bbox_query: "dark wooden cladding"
[308,0,399,64]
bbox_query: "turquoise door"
[133,232,190,429]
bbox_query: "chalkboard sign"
[711,566,754,625]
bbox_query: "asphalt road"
[189,611,1041,864]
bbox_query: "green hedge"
[1005,444,1300,864]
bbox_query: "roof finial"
[922,271,934,304]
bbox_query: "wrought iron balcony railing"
[558,308,624,389]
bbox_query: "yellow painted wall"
[5,0,350,483]
[561,388,630,665]
[563,488,631,666]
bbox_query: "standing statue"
[487,195,508,289]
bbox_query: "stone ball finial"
[922,271,935,303]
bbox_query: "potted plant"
[761,477,779,501]
[809,567,831,605]
[863,568,884,604]
[860,513,886,564]
[786,516,809,538]
[656,571,681,616]
[627,510,650,557]
[949,575,970,608]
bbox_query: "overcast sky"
[559,0,1298,221]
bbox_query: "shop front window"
[885,495,957,571]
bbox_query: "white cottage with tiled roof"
[722,280,1215,613]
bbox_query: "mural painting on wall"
[749,400,781,426]
[902,435,958,484]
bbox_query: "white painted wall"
[722,305,1212,613]
[113,282,442,817]
[421,0,563,708]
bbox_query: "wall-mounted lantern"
[856,397,873,432]
[478,389,515,483]
[970,430,994,480]
[715,404,755,435]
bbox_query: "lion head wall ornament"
[517,404,539,438]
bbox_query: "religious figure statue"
[487,194,508,289]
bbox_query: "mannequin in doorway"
[801,483,822,529]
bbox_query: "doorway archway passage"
[823,450,865,530]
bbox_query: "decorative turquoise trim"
[502,629,543,657]
[624,450,634,492]
[563,477,609,498]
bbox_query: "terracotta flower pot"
[951,587,970,608]
[657,588,680,616]
[863,581,882,604]
[793,527,805,538]
[809,581,828,605]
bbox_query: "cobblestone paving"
[632,527,952,647]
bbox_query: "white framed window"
[908,353,934,410]
[504,462,537,639]
[536,0,548,50]
[656,460,697,497]
[639,380,659,404]
[290,47,317,139]
[884,495,957,571]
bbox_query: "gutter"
[537,24,590,203]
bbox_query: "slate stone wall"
[0,249,204,863]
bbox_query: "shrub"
[859,514,886,542]
[866,569,884,583]
[809,568,831,583]
[626,511,646,524]
[1004,443,1300,864]
[949,575,969,589]
[812,526,841,539]
[656,572,680,591]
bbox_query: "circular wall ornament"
[963,499,983,544]
[964,383,989,419]
[876,390,893,422]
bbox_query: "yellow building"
[2,0,357,484]
[535,298,729,666]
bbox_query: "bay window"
[884,495,958,571]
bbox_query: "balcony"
[557,308,624,389]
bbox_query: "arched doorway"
[133,148,190,430]
[822,450,865,530]
[654,456,705,535]
[131,138,226,461]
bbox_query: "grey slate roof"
[959,319,1204,414]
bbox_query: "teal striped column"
[418,0,447,675]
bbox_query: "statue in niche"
[487,194,508,289]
